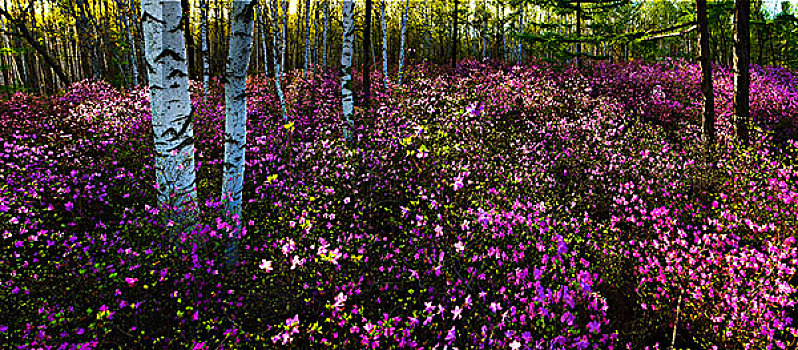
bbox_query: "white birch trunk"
[341,0,355,140]
[501,6,507,62]
[303,0,311,76]
[271,0,288,121]
[257,4,267,74]
[223,0,256,268]
[518,7,523,64]
[323,0,328,68]
[281,0,287,70]
[483,16,488,60]
[200,0,210,93]
[141,0,197,227]
[381,0,388,88]
[398,0,409,85]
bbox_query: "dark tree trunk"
[182,0,196,79]
[697,0,715,158]
[733,0,750,146]
[363,0,373,105]
[0,7,70,86]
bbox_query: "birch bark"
[223,0,257,268]
[141,0,197,229]
[341,0,355,140]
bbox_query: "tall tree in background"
[697,0,715,158]
[271,0,288,121]
[121,0,139,85]
[342,0,355,140]
[398,0,409,84]
[281,0,287,70]
[141,0,197,230]
[323,0,328,68]
[363,0,373,105]
[200,0,210,92]
[0,5,69,86]
[575,0,582,67]
[303,0,311,76]
[453,0,459,67]
[181,0,195,78]
[223,0,257,268]
[381,0,388,88]
[734,0,750,146]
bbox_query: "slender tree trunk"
[181,0,195,79]
[518,6,524,64]
[281,0,287,70]
[119,0,139,85]
[131,0,146,84]
[733,0,750,146]
[362,0,373,105]
[576,0,582,68]
[314,2,320,67]
[483,15,488,60]
[270,0,288,121]
[0,7,70,87]
[697,0,715,158]
[200,0,210,92]
[381,0,388,88]
[398,0,409,84]
[452,0,458,67]
[341,0,355,140]
[259,4,274,77]
[141,0,197,232]
[303,0,311,76]
[501,5,506,61]
[223,0,257,268]
[323,0,328,68]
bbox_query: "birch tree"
[271,0,288,121]
[398,0,409,84]
[453,0,459,67]
[341,0,355,140]
[200,0,210,93]
[141,0,197,229]
[363,0,373,105]
[304,0,311,76]
[323,0,328,68]
[381,0,387,88]
[223,0,257,268]
[281,0,287,69]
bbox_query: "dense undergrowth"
[2,59,798,349]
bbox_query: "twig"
[671,293,682,350]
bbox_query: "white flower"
[454,241,465,252]
[259,259,273,272]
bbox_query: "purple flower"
[587,320,601,333]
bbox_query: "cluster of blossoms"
[1,59,797,349]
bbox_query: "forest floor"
[2,59,798,349]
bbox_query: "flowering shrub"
[1,60,797,349]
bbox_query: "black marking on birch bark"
[141,11,164,25]
[168,68,189,78]
[155,49,184,63]
[224,135,242,145]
